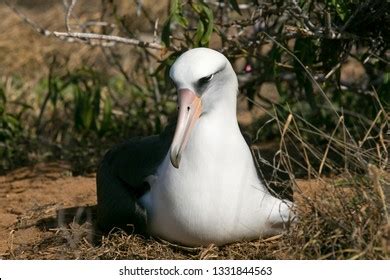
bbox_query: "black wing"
[96,122,175,233]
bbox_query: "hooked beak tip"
[170,150,181,169]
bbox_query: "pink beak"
[170,89,202,168]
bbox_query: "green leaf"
[172,13,188,28]
[74,87,93,130]
[99,96,112,134]
[0,128,13,140]
[194,20,205,47]
[384,72,390,84]
[191,1,214,47]
[92,89,101,119]
[161,0,188,47]
[200,4,214,45]
[0,87,5,104]
[170,0,180,14]
[327,0,349,21]
[0,87,5,115]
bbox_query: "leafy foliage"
[0,81,26,171]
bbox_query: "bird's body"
[97,48,293,246]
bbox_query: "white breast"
[139,115,292,246]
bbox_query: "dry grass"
[284,173,389,259]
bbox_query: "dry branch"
[3,0,169,51]
[51,31,165,50]
[63,0,78,32]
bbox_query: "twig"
[340,0,371,32]
[324,62,342,80]
[51,31,165,50]
[278,113,294,173]
[135,0,142,16]
[368,164,389,222]
[156,237,201,252]
[324,10,332,36]
[143,50,161,103]
[101,48,132,84]
[289,0,317,32]
[64,0,77,32]
[153,18,159,43]
[358,110,384,148]
[319,116,344,176]
[3,0,170,51]
[284,25,359,40]
[285,0,361,40]
[290,113,313,178]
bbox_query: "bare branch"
[324,62,342,80]
[283,25,359,40]
[289,0,317,32]
[3,0,170,51]
[63,0,78,32]
[51,31,166,50]
[153,18,159,43]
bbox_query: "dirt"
[0,162,96,257]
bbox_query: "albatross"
[96,48,294,246]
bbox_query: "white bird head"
[169,48,238,168]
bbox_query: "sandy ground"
[0,162,96,257]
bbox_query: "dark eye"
[198,74,213,85]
